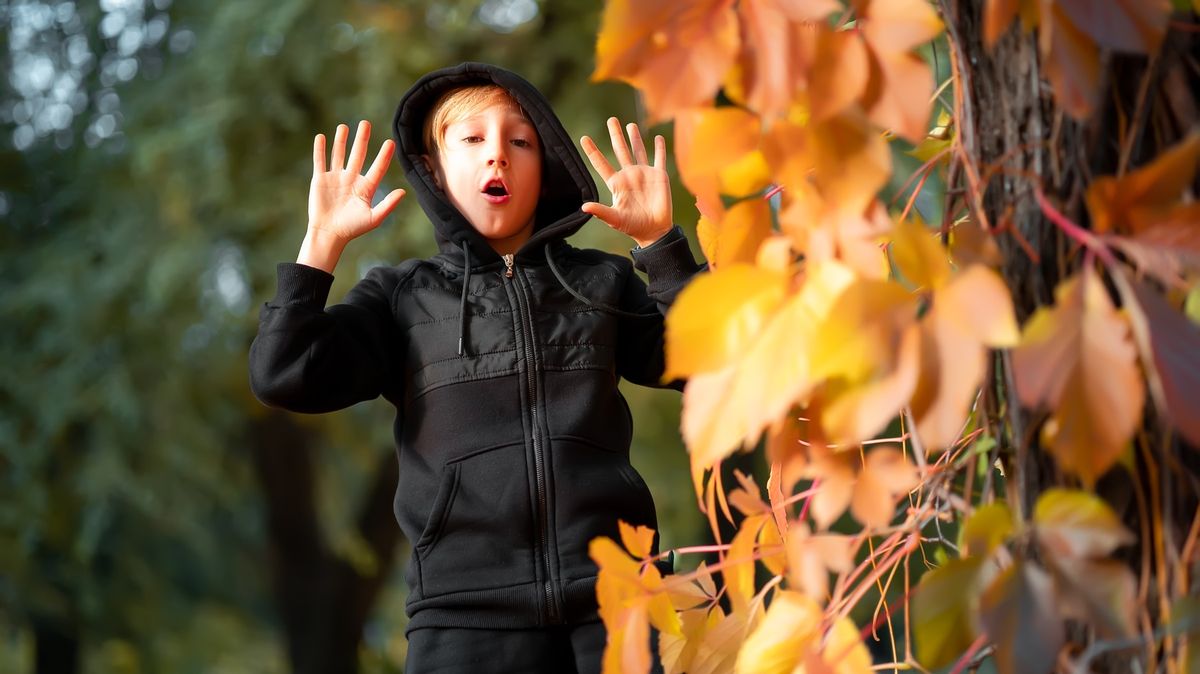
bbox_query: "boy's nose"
[488,157,509,167]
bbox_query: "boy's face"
[428,103,542,255]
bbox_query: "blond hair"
[423,85,531,153]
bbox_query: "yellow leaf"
[959,502,1015,557]
[912,557,987,670]
[682,262,855,468]
[797,613,874,674]
[1033,488,1134,559]
[724,514,766,613]
[593,0,740,123]
[703,199,774,270]
[665,265,790,378]
[642,565,685,636]
[890,217,951,290]
[1012,267,1146,487]
[811,279,920,443]
[734,590,822,674]
[619,521,657,560]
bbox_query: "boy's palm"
[581,118,673,247]
[308,120,405,242]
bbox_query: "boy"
[249,62,704,672]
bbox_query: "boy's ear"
[420,154,443,189]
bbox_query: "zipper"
[504,257,560,624]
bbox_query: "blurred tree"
[0,0,704,671]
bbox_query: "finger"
[330,123,349,170]
[346,120,371,175]
[313,133,327,175]
[363,139,395,189]
[653,135,666,171]
[607,116,634,168]
[580,135,616,182]
[581,201,624,229]
[370,188,406,224]
[627,123,648,165]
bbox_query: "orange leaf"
[1012,267,1145,487]
[786,522,857,599]
[675,106,770,218]
[1110,274,1200,447]
[857,0,944,53]
[593,0,740,123]
[911,265,1019,449]
[799,613,874,674]
[731,0,832,119]
[855,0,944,142]
[807,113,893,217]
[1086,132,1200,234]
[1055,0,1171,54]
[809,26,872,122]
[984,0,1020,47]
[850,446,919,528]
[1041,5,1102,119]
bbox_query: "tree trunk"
[250,411,403,674]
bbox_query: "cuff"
[630,224,701,278]
[271,262,335,307]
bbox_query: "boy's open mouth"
[481,179,510,204]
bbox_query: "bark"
[250,410,402,674]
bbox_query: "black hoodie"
[248,62,704,632]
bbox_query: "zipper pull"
[503,254,515,278]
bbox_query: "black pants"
[404,621,664,674]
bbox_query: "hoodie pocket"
[414,462,461,552]
[415,441,535,597]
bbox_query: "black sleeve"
[616,225,707,389]
[248,262,402,413]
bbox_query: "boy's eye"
[462,136,483,143]
[511,138,532,148]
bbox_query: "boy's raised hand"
[308,120,406,242]
[580,117,673,248]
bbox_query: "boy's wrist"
[632,226,672,249]
[297,226,349,274]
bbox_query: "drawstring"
[543,243,659,319]
[458,240,471,356]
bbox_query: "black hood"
[392,62,599,264]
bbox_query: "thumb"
[371,188,406,224]
[582,201,623,229]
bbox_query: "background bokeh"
[0,1,709,670]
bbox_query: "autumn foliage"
[588,1,1200,673]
